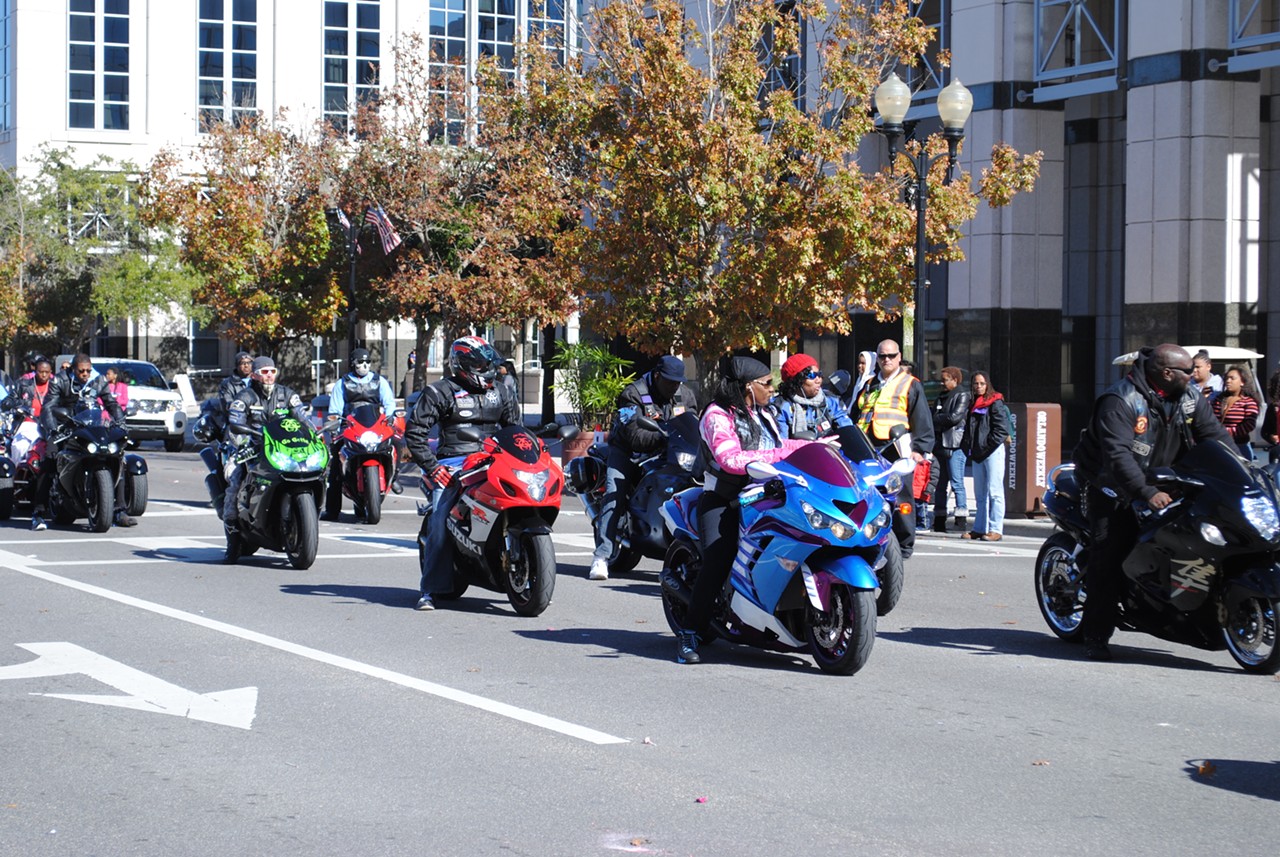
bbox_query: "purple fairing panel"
[781,443,860,489]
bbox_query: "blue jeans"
[418,456,464,596]
[592,445,636,562]
[932,447,968,518]
[972,444,1006,536]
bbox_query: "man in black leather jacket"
[222,356,308,562]
[405,336,520,611]
[1072,343,1230,661]
[588,355,698,581]
[39,354,135,528]
[931,366,971,533]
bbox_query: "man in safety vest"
[855,339,935,558]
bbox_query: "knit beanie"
[781,353,819,382]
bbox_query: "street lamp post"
[874,74,973,373]
[325,206,362,358]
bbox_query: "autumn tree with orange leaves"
[530,0,1041,366]
[334,34,586,376]
[141,116,343,356]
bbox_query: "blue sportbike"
[659,433,913,674]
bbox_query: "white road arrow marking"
[0,642,258,730]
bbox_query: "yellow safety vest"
[857,371,913,441]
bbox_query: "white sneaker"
[588,558,609,581]
[30,515,47,532]
[415,594,435,611]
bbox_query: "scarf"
[788,390,827,435]
[972,391,1004,411]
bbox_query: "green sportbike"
[228,413,328,570]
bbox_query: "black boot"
[223,524,242,565]
[675,630,701,665]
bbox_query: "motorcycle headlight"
[800,500,855,540]
[107,442,120,454]
[676,451,697,470]
[359,430,382,451]
[1241,495,1280,541]
[86,442,99,454]
[863,509,890,541]
[305,448,330,471]
[516,469,550,501]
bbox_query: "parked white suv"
[54,356,187,452]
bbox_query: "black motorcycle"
[566,412,702,574]
[194,397,234,515]
[219,412,328,570]
[1036,440,1280,673]
[48,406,148,532]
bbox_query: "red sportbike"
[327,403,401,524]
[417,424,575,616]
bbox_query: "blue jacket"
[773,392,852,439]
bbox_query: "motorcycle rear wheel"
[1035,532,1085,641]
[1222,594,1280,674]
[284,492,319,570]
[361,463,382,525]
[87,469,113,533]
[807,585,876,675]
[876,535,904,616]
[505,532,556,617]
[125,470,149,517]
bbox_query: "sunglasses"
[877,352,899,361]
[257,368,278,377]
[354,360,372,366]
[751,378,775,388]
[1168,365,1194,376]
[800,369,823,380]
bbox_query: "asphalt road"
[1,447,1277,856]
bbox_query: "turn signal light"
[897,502,913,515]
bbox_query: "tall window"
[198,0,258,130]
[323,0,381,133]
[68,0,130,130]
[0,0,11,132]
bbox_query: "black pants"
[684,491,738,636]
[892,479,916,560]
[1079,484,1140,643]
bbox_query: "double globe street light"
[874,73,973,372]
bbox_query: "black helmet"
[350,347,372,376]
[449,336,500,392]
[24,351,45,369]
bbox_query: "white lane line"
[0,554,627,746]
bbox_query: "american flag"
[364,205,403,255]
[334,208,362,255]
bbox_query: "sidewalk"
[916,515,1055,541]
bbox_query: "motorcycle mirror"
[456,426,484,444]
[827,369,851,397]
[746,461,780,481]
[892,431,913,461]
[558,424,580,440]
[635,415,661,433]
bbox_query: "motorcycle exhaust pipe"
[660,568,692,607]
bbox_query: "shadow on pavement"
[513,626,817,672]
[877,625,1236,672]
[1182,759,1280,801]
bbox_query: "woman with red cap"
[773,353,852,440]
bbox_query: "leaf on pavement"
[1031,760,1050,766]
[1196,761,1217,777]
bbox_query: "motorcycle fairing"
[124,453,147,476]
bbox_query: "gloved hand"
[429,464,453,489]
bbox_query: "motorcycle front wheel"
[1222,593,1280,674]
[125,470,149,517]
[807,584,876,675]
[505,532,555,617]
[876,535,904,616]
[284,492,319,570]
[87,468,113,533]
[1035,532,1085,641]
[361,462,382,525]
[660,539,698,635]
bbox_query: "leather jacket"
[41,368,125,437]
[226,382,308,443]
[405,376,520,471]
[933,387,971,451]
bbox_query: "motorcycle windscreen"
[491,426,542,464]
[781,442,861,490]
[348,403,381,428]
[832,424,881,465]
